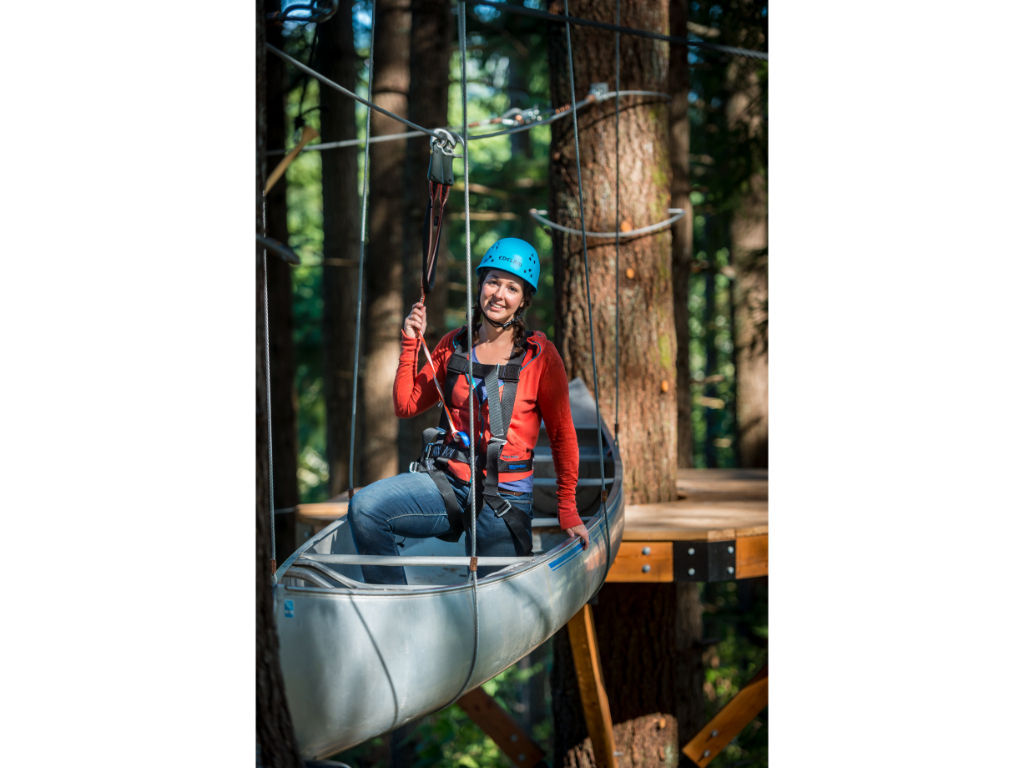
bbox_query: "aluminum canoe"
[273,378,624,759]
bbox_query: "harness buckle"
[491,495,513,519]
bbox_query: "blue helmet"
[476,237,540,292]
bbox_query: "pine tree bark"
[361,0,411,483]
[548,0,676,503]
[320,3,361,496]
[266,14,299,558]
[547,2,701,766]
[723,0,767,469]
[257,3,303,762]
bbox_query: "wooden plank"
[456,687,546,767]
[605,541,673,583]
[676,468,767,500]
[567,604,619,768]
[622,500,767,542]
[735,534,768,579]
[682,672,768,767]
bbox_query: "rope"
[346,2,377,496]
[443,0,482,711]
[467,0,768,61]
[562,0,612,583]
[266,43,445,141]
[529,208,686,239]
[265,88,669,157]
[260,199,277,574]
[614,0,621,445]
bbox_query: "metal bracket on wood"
[673,540,737,582]
[682,666,768,767]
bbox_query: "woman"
[348,237,588,585]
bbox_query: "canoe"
[273,378,624,759]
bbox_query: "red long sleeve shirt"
[394,328,582,530]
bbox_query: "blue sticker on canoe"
[284,599,295,618]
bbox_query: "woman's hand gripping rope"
[403,301,470,449]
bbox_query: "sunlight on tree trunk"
[547,2,698,766]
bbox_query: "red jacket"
[394,328,581,530]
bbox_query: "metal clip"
[427,128,455,186]
[588,82,609,100]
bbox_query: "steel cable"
[562,1,612,583]
[346,2,377,496]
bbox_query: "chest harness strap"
[410,329,535,556]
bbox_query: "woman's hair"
[471,279,534,355]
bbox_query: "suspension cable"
[614,0,621,445]
[265,87,669,157]
[266,43,443,140]
[260,202,277,575]
[562,0,612,582]
[346,2,377,498]
[467,0,768,61]
[444,0,482,710]
[530,208,685,239]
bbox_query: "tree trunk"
[547,2,695,766]
[266,13,299,558]
[723,0,767,469]
[320,3,361,496]
[548,0,676,504]
[398,0,452,472]
[361,0,411,484]
[256,3,303,763]
[669,0,694,471]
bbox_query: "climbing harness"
[410,328,534,557]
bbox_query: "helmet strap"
[479,301,522,330]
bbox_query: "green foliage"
[331,651,553,768]
[701,578,768,767]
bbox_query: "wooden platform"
[608,468,768,583]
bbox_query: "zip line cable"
[265,88,669,157]
[467,0,768,61]
[346,3,377,499]
[562,0,612,581]
[267,43,442,140]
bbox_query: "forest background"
[260,1,767,765]
[6,2,1024,767]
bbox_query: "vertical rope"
[347,0,378,496]
[563,0,611,575]
[613,0,621,446]
[261,199,277,574]
[445,0,482,709]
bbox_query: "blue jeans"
[348,470,534,585]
